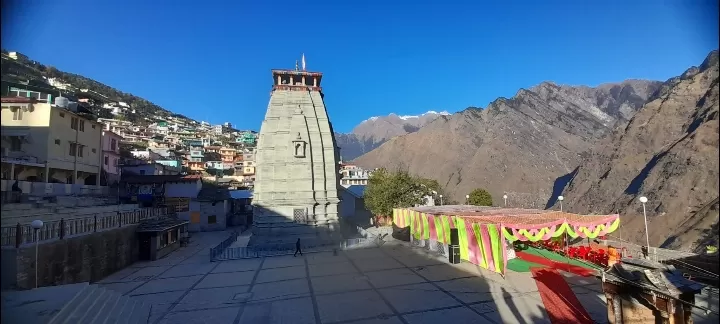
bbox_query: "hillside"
[559,50,719,249]
[1,49,195,125]
[336,111,449,160]
[353,79,662,208]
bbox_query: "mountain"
[1,50,196,125]
[353,79,663,208]
[558,50,719,249]
[336,111,449,160]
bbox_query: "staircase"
[49,283,150,324]
[2,282,151,324]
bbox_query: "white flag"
[301,53,306,71]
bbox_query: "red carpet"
[531,267,594,324]
[516,251,594,277]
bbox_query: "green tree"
[468,188,493,206]
[364,168,440,217]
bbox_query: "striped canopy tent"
[392,206,620,276]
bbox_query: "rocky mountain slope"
[353,79,663,208]
[1,50,196,125]
[559,50,719,249]
[336,111,449,160]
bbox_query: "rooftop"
[123,174,202,184]
[136,218,189,233]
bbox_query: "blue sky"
[2,0,718,133]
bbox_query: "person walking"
[294,238,303,257]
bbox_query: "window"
[71,117,78,130]
[79,120,85,132]
[12,107,23,120]
[159,232,168,249]
[110,139,117,151]
[10,137,22,151]
[104,156,109,165]
[69,143,77,156]
[91,148,96,153]
[207,215,217,224]
[59,112,65,118]
[78,145,84,157]
[54,139,60,145]
[91,124,96,129]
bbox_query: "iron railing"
[209,235,383,261]
[0,207,171,247]
[209,231,241,261]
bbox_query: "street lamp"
[439,194,443,206]
[557,196,564,212]
[503,194,508,207]
[31,220,44,289]
[639,196,650,257]
[465,194,470,205]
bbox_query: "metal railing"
[0,207,171,247]
[209,235,383,261]
[209,231,241,261]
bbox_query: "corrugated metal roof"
[346,185,366,198]
[230,190,253,199]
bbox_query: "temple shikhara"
[249,55,342,249]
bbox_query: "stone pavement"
[97,230,612,324]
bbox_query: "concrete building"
[250,60,341,248]
[101,130,122,185]
[1,97,103,184]
[340,163,372,187]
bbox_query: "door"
[139,233,152,260]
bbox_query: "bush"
[468,188,493,206]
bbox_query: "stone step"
[47,283,98,324]
[102,296,131,324]
[86,290,120,324]
[46,284,150,324]
[77,287,113,323]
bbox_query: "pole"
[560,201,563,212]
[642,202,650,258]
[34,229,39,289]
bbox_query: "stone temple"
[249,57,342,249]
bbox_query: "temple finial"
[301,53,306,71]
[295,60,299,71]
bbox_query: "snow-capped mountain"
[336,110,450,160]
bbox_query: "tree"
[364,168,441,217]
[468,188,493,206]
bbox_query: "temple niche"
[249,58,341,249]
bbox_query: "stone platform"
[12,229,716,324]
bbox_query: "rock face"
[250,68,342,248]
[354,80,661,208]
[559,50,719,249]
[336,111,449,160]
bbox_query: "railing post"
[15,223,21,248]
[94,215,98,232]
[59,218,65,239]
[118,212,122,228]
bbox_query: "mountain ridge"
[353,76,665,208]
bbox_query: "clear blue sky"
[2,0,717,133]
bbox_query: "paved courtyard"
[97,230,610,324]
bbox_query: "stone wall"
[6,225,139,289]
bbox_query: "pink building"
[102,131,123,185]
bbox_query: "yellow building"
[1,97,103,184]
